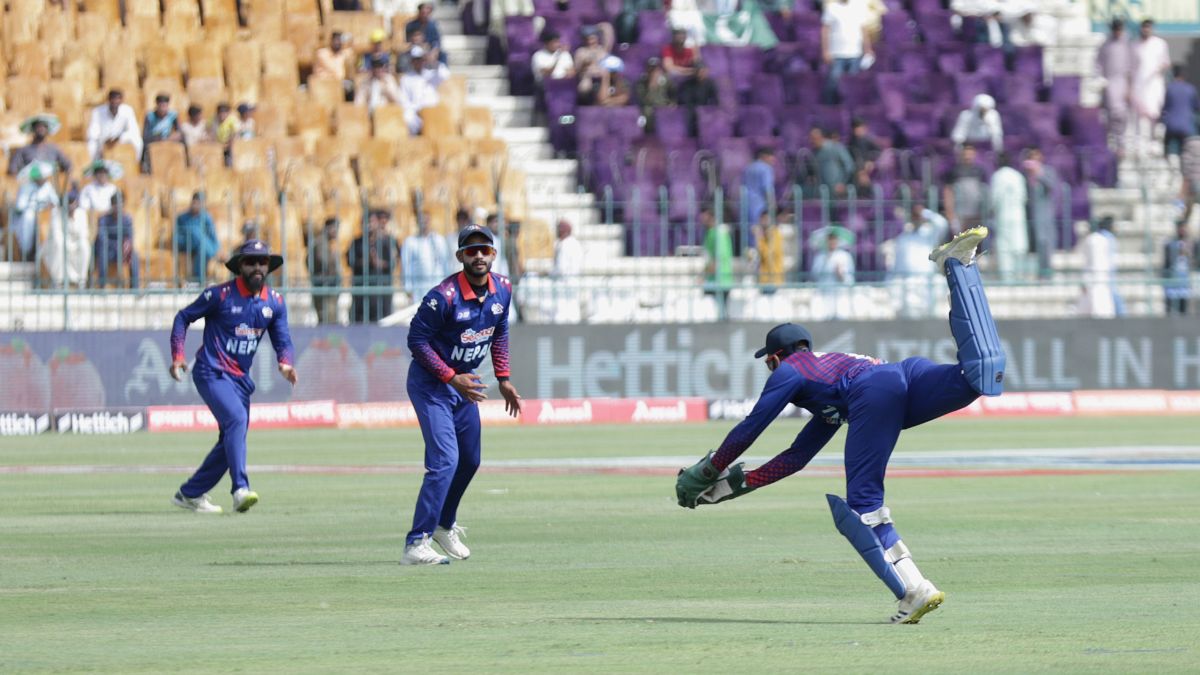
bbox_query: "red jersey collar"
[235,276,269,299]
[456,272,495,301]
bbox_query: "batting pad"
[827,494,908,600]
[946,259,1006,396]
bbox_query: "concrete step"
[455,65,507,81]
[494,126,548,144]
[465,77,508,97]
[441,34,488,53]
[522,158,577,178]
[505,140,554,163]
[582,239,623,258]
[524,172,577,194]
[0,261,36,281]
[447,49,487,67]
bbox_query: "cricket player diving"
[169,240,298,514]
[676,227,1006,624]
[402,224,522,566]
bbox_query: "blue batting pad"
[826,494,907,600]
[946,259,1006,396]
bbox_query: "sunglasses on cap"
[458,244,495,257]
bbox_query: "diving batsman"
[676,227,1006,624]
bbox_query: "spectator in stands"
[596,56,631,107]
[810,228,856,319]
[180,105,211,147]
[943,143,988,233]
[821,0,872,104]
[314,31,356,101]
[1096,19,1134,159]
[94,193,139,289]
[87,89,142,161]
[989,152,1029,280]
[574,26,611,103]
[214,102,238,146]
[1162,65,1199,170]
[848,117,880,192]
[489,213,523,281]
[532,30,575,85]
[348,209,400,323]
[356,54,405,113]
[950,93,1003,152]
[415,46,452,88]
[882,203,948,318]
[661,28,696,77]
[637,57,676,133]
[754,214,785,288]
[397,54,441,135]
[1077,218,1116,318]
[742,147,776,238]
[701,205,734,320]
[1009,11,1053,48]
[971,10,1010,49]
[46,184,91,288]
[143,93,182,154]
[359,30,392,73]
[174,192,220,283]
[810,127,855,197]
[78,160,118,217]
[1180,137,1200,224]
[8,114,72,177]
[235,103,257,140]
[1132,19,1170,159]
[552,218,583,278]
[307,217,343,325]
[12,162,59,262]
[1163,219,1197,315]
[401,214,450,299]
[1023,147,1060,280]
[1098,214,1125,315]
[406,3,447,65]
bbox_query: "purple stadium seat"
[749,73,786,108]
[1049,76,1081,105]
[898,49,933,76]
[638,11,672,51]
[897,103,944,148]
[810,105,850,138]
[1016,103,1062,144]
[1013,46,1044,83]
[715,76,740,110]
[1064,105,1107,147]
[954,72,992,105]
[728,48,765,88]
[697,106,735,149]
[880,11,917,44]
[916,11,956,44]
[937,52,967,75]
[699,45,730,78]
[505,16,539,57]
[764,42,812,74]
[999,73,1038,105]
[542,16,582,51]
[971,45,1006,77]
[766,11,793,41]
[654,107,691,142]
[1078,145,1117,187]
[506,52,534,96]
[875,73,909,119]
[575,106,610,154]
[838,71,877,108]
[737,105,777,137]
[783,70,822,105]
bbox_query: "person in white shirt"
[401,215,450,298]
[48,160,114,287]
[951,93,1004,151]
[821,0,872,104]
[1131,19,1171,158]
[87,89,143,160]
[415,46,451,88]
[532,31,575,84]
[811,229,857,319]
[1077,220,1116,318]
[883,203,948,318]
[551,219,584,322]
[397,52,440,134]
[13,162,60,261]
[354,54,404,113]
[988,152,1029,280]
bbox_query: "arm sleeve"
[711,368,802,471]
[407,290,456,383]
[745,418,839,488]
[491,294,512,378]
[267,296,295,366]
[170,289,217,362]
[950,111,968,145]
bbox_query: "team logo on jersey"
[204,290,211,300]
[234,323,264,337]
[427,297,438,310]
[490,303,503,315]
[456,310,472,321]
[460,327,495,344]
[228,305,242,314]
[262,306,273,318]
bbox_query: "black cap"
[457,224,495,248]
[754,323,814,358]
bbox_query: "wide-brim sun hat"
[20,113,61,136]
[225,238,284,274]
[83,159,124,180]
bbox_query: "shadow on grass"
[209,560,399,566]
[563,617,876,626]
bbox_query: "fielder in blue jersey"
[676,227,1006,624]
[168,239,298,515]
[401,224,522,565]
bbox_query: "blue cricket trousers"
[406,366,482,546]
[844,357,978,547]
[180,369,254,497]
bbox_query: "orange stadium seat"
[143,43,186,82]
[10,42,52,81]
[256,103,290,139]
[124,16,162,52]
[231,138,273,174]
[82,0,122,24]
[101,50,140,94]
[471,137,508,181]
[5,77,50,116]
[460,106,494,140]
[291,99,331,139]
[202,0,240,21]
[126,0,162,18]
[306,77,344,112]
[49,80,86,117]
[326,11,386,48]
[45,106,76,144]
[284,16,321,71]
[61,57,102,99]
[149,142,188,177]
[141,78,187,113]
[334,103,371,143]
[433,136,470,173]
[187,142,227,173]
[186,42,225,84]
[259,76,299,114]
[284,0,321,17]
[418,104,454,138]
[519,218,554,259]
[261,42,300,87]
[73,14,111,62]
[372,105,410,141]
[244,1,285,40]
[103,143,140,176]
[459,167,496,212]
[186,78,227,113]
[358,138,397,172]
[498,168,528,223]
[225,40,264,88]
[61,143,93,181]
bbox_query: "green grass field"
[2,418,1198,674]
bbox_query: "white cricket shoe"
[232,488,259,513]
[172,491,223,514]
[929,226,989,271]
[433,524,470,560]
[890,580,945,624]
[400,535,450,566]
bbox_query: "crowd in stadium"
[0,0,1197,319]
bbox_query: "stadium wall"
[2,319,1200,434]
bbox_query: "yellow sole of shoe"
[902,591,946,624]
[235,494,259,513]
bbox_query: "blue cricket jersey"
[170,277,295,378]
[715,351,880,459]
[408,271,513,383]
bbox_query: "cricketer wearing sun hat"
[400,224,522,565]
[168,239,296,515]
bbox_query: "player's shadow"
[209,560,399,567]
[565,617,874,626]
